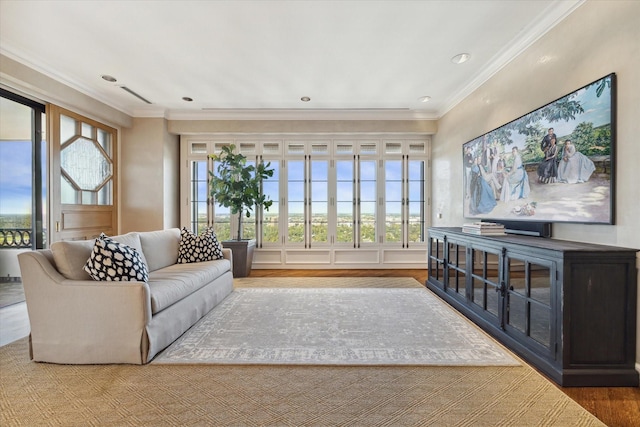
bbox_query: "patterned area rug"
[0,282,25,309]
[154,284,519,366]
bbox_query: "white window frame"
[180,134,431,269]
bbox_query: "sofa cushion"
[51,232,145,280]
[177,227,224,264]
[50,239,94,280]
[84,233,149,282]
[139,228,180,272]
[147,258,231,314]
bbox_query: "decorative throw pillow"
[83,233,149,282]
[177,227,224,263]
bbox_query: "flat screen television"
[463,73,615,225]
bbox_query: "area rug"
[0,338,605,427]
[153,286,520,366]
[0,282,25,309]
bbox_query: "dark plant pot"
[222,239,255,278]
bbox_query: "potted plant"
[208,144,274,276]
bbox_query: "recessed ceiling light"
[101,75,117,82]
[418,96,431,103]
[451,53,471,64]
[301,96,311,102]
[182,97,193,102]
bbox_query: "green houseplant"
[208,144,274,241]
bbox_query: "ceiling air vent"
[119,86,152,104]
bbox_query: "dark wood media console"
[426,227,638,387]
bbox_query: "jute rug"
[153,285,519,366]
[0,276,606,426]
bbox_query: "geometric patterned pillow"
[83,233,149,282]
[177,227,224,263]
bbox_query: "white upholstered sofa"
[17,228,233,364]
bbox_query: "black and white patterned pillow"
[84,233,149,282]
[177,227,224,263]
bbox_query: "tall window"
[188,149,232,239]
[381,141,428,247]
[210,155,232,241]
[237,158,258,240]
[189,160,208,234]
[0,90,46,250]
[408,159,426,242]
[359,159,377,244]
[261,158,280,244]
[335,159,354,243]
[287,159,305,244]
[334,141,380,247]
[385,160,403,243]
[185,138,428,251]
[284,141,331,248]
[310,160,329,245]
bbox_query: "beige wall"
[432,0,640,363]
[120,118,179,233]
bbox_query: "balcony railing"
[0,228,33,249]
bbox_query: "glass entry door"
[0,91,46,251]
[0,90,46,296]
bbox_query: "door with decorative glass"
[48,106,117,242]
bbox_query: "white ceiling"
[0,0,583,120]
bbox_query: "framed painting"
[463,73,615,224]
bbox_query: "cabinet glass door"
[505,255,554,354]
[469,246,501,321]
[427,235,446,289]
[446,240,467,299]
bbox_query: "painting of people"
[462,73,615,224]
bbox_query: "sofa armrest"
[222,247,233,267]
[18,251,152,364]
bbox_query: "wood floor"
[249,269,640,427]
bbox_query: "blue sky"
[0,140,35,215]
